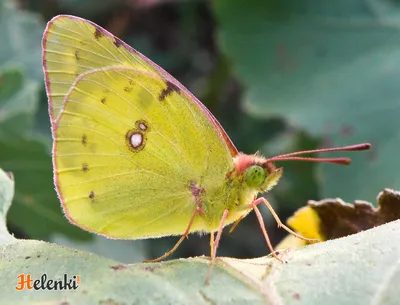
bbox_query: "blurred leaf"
[0,66,38,140]
[57,0,125,17]
[0,65,22,101]
[126,34,187,74]
[132,0,190,9]
[33,88,52,136]
[0,169,14,243]
[0,0,44,82]
[289,188,400,241]
[51,234,148,263]
[214,0,400,202]
[2,136,91,240]
[261,130,320,209]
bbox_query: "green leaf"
[214,0,400,202]
[56,0,125,17]
[1,206,399,303]
[0,0,44,82]
[0,65,22,101]
[0,66,39,140]
[1,137,91,240]
[0,169,14,244]
[261,130,320,209]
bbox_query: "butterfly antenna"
[266,143,371,165]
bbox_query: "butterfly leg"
[228,215,244,234]
[251,202,285,263]
[206,209,229,284]
[144,205,202,263]
[210,232,215,259]
[252,197,318,242]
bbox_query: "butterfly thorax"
[199,153,283,231]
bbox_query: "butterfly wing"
[43,15,237,157]
[44,16,237,238]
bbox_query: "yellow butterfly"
[42,15,370,282]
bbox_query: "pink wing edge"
[42,14,238,157]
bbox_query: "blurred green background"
[0,0,398,263]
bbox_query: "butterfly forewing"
[44,15,158,123]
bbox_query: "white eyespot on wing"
[130,133,143,148]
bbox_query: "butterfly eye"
[244,165,267,188]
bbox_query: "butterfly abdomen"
[198,165,258,231]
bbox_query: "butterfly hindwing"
[54,67,234,238]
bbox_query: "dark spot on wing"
[114,38,122,48]
[94,26,104,39]
[159,81,180,101]
[89,191,95,203]
[82,163,89,172]
[135,119,149,131]
[124,86,132,93]
[189,181,205,213]
[101,97,107,104]
[82,134,87,146]
[75,50,80,60]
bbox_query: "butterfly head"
[242,161,282,193]
[233,153,283,194]
[235,142,371,194]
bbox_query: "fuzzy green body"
[198,171,256,232]
[196,162,283,233]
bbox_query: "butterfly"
[42,15,370,283]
